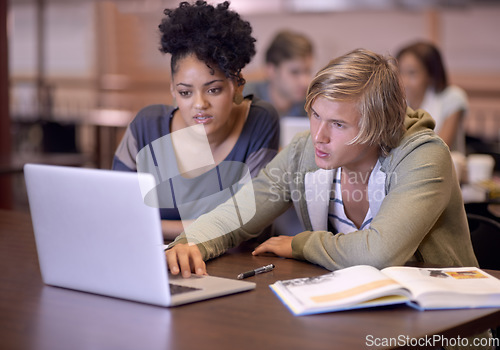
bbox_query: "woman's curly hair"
[159,1,256,86]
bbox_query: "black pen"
[237,264,275,280]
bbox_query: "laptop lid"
[280,116,310,148]
[24,164,255,307]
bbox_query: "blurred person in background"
[396,41,469,154]
[244,30,314,117]
[245,30,315,236]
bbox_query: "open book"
[270,265,500,316]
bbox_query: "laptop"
[280,116,310,148]
[24,163,255,307]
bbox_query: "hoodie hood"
[380,107,443,174]
[404,107,436,137]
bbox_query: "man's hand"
[252,235,293,258]
[165,243,207,278]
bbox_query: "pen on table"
[237,264,275,280]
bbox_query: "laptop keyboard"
[169,283,201,295]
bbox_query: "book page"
[381,266,500,309]
[270,265,410,315]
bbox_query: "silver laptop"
[280,116,310,148]
[24,163,255,307]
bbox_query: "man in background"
[245,30,315,236]
[244,30,314,117]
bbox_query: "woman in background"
[396,41,469,153]
[113,1,279,240]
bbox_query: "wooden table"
[1,210,500,350]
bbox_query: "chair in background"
[280,116,310,148]
[467,213,500,270]
[466,208,500,347]
[465,202,500,223]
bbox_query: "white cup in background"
[450,151,466,183]
[467,154,495,184]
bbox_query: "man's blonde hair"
[305,49,406,156]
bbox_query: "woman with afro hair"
[113,1,280,240]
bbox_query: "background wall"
[4,0,500,211]
[243,6,500,85]
[9,2,500,85]
[7,0,500,154]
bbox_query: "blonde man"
[166,48,477,277]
